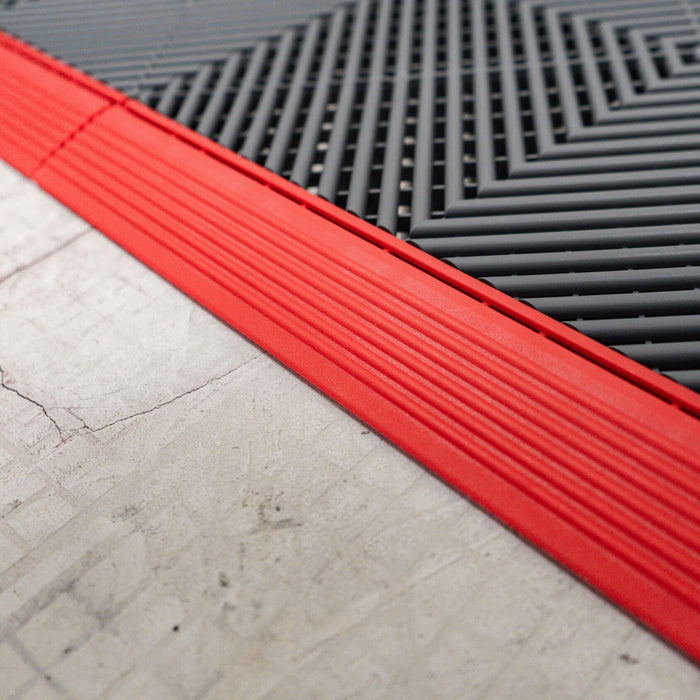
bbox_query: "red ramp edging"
[2,32,700,663]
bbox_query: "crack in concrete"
[87,356,261,433]
[0,229,90,287]
[0,364,66,442]
[0,350,261,442]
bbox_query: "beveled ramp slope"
[2,31,700,664]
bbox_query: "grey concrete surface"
[0,159,698,699]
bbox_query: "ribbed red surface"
[0,39,110,174]
[2,32,700,662]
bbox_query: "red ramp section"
[2,32,700,663]
[0,36,117,174]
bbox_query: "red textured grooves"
[2,32,700,662]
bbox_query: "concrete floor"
[0,159,698,699]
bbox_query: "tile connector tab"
[1,30,700,663]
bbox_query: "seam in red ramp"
[1,32,700,663]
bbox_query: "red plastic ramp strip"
[0,36,121,175]
[2,32,700,662]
